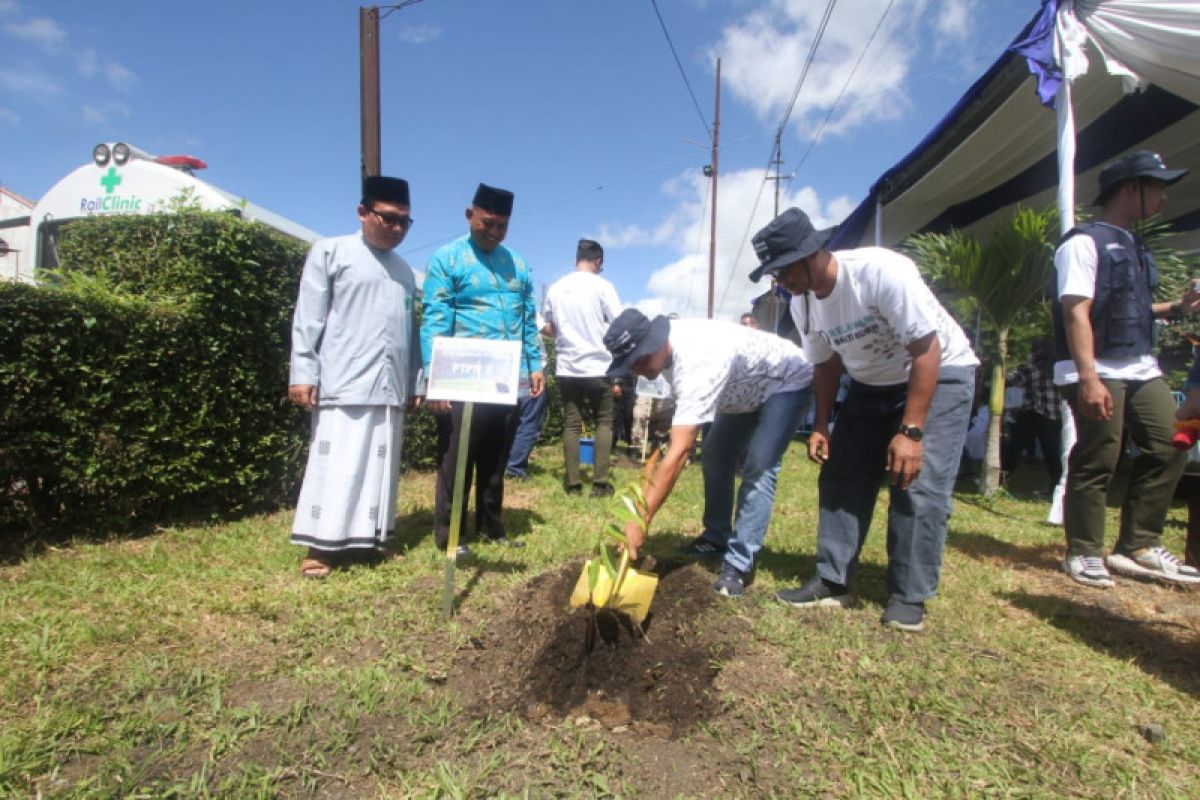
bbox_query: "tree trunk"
[980,329,1008,495]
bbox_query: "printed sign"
[636,375,671,399]
[426,337,521,405]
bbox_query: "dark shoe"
[714,562,748,597]
[881,598,925,632]
[590,482,614,498]
[776,576,850,608]
[481,533,526,549]
[678,534,726,559]
[454,544,471,562]
[505,469,528,480]
[565,484,583,496]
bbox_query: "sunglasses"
[370,208,414,229]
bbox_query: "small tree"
[906,207,1057,495]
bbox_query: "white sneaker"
[1063,555,1114,588]
[1106,547,1200,585]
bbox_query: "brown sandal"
[300,556,332,579]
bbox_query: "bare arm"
[622,424,699,559]
[806,354,843,464]
[1062,295,1112,421]
[886,332,939,489]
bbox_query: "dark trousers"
[1004,410,1063,489]
[434,401,519,548]
[1062,377,1185,558]
[558,375,614,486]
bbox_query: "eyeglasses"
[370,208,414,229]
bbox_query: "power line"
[649,0,711,138]
[792,0,897,175]
[775,0,838,137]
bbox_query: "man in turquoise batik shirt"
[420,183,545,558]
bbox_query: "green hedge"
[0,212,309,533]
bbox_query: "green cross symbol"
[100,166,122,194]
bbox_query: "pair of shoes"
[590,482,614,498]
[481,533,526,549]
[299,556,332,579]
[678,534,727,559]
[565,484,583,496]
[713,562,748,597]
[776,576,851,608]
[1106,547,1200,584]
[1063,554,1114,588]
[881,598,925,632]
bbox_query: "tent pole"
[874,199,883,246]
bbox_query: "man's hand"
[807,428,830,465]
[887,435,923,490]
[288,384,318,410]
[623,520,646,560]
[530,371,546,398]
[1078,375,1113,421]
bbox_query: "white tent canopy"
[830,0,1200,252]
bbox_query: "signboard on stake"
[427,336,522,620]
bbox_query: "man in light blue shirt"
[421,183,545,557]
[289,176,420,578]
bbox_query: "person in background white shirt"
[543,239,622,497]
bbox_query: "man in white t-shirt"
[1051,150,1199,588]
[603,309,813,597]
[543,239,622,496]
[752,207,979,632]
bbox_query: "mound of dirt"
[448,560,738,737]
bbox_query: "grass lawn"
[1,442,1197,798]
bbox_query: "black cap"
[749,207,837,283]
[362,176,410,206]
[1094,149,1188,205]
[472,183,514,216]
[603,308,670,378]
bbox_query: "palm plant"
[905,206,1057,495]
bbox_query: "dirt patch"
[449,560,738,737]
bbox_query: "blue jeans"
[814,366,975,603]
[505,391,548,477]
[701,387,812,573]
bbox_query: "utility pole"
[359,2,426,181]
[360,7,381,180]
[707,58,721,320]
[768,131,784,217]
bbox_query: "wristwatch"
[897,424,924,442]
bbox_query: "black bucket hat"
[749,207,837,283]
[603,308,670,378]
[1094,150,1188,205]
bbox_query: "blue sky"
[1,0,1038,319]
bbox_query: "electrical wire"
[649,0,711,138]
[775,0,839,137]
[792,0,897,175]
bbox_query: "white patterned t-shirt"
[791,247,978,386]
[662,319,813,426]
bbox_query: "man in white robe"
[288,176,421,577]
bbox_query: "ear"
[465,206,473,222]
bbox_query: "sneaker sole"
[715,586,744,598]
[778,595,851,609]
[1106,555,1200,585]
[1062,559,1114,589]
[884,618,925,633]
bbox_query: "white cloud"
[0,0,18,14]
[712,0,992,142]
[76,47,97,79]
[103,61,138,91]
[81,101,131,125]
[3,15,64,51]
[0,106,19,124]
[599,167,853,320]
[0,66,60,95]
[396,23,440,44]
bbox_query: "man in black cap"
[1052,149,1200,588]
[420,183,545,557]
[604,308,814,598]
[752,207,979,632]
[288,176,420,578]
